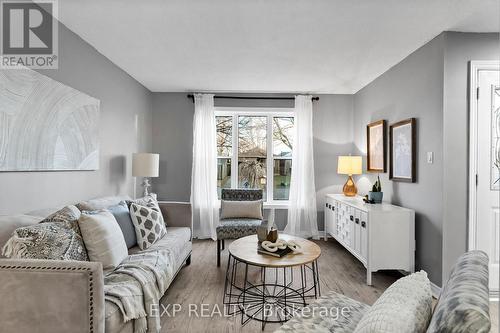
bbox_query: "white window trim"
[215,107,294,206]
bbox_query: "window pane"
[274,159,291,200]
[238,158,266,200]
[238,116,267,199]
[238,116,267,157]
[217,158,231,198]
[273,117,294,158]
[216,116,232,157]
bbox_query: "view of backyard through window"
[216,112,294,201]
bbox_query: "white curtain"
[191,93,219,240]
[285,95,319,239]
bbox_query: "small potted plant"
[368,175,383,203]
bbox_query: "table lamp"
[132,153,159,196]
[337,156,362,196]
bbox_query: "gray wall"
[151,93,354,230]
[441,32,499,282]
[0,22,152,214]
[353,34,446,286]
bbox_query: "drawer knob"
[361,221,366,228]
[332,206,335,211]
[326,203,328,208]
[355,218,359,224]
[350,215,354,221]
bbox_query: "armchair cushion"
[220,199,263,220]
[216,219,262,239]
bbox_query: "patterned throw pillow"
[127,194,166,226]
[2,205,89,261]
[354,271,432,333]
[129,203,166,250]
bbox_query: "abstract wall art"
[366,119,387,172]
[389,118,416,182]
[0,68,100,171]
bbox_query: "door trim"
[468,60,500,252]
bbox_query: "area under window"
[216,108,295,202]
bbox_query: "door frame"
[468,60,500,252]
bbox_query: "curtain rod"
[187,94,319,102]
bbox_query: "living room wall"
[352,31,500,287]
[0,21,153,214]
[151,93,354,231]
[353,34,446,286]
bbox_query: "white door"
[472,62,500,295]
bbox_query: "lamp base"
[141,177,151,197]
[343,175,357,197]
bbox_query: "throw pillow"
[2,205,88,261]
[127,193,166,226]
[129,203,166,250]
[108,201,137,249]
[354,271,432,333]
[78,210,128,270]
[220,200,263,220]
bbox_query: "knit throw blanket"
[104,249,175,333]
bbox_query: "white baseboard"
[430,282,441,299]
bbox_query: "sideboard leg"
[366,269,372,286]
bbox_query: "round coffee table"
[223,234,321,330]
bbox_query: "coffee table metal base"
[223,254,321,330]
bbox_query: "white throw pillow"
[129,203,166,250]
[354,271,432,333]
[78,210,128,270]
[220,200,263,220]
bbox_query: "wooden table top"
[228,234,321,268]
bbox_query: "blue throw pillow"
[108,201,137,249]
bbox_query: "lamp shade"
[337,156,362,175]
[132,153,159,177]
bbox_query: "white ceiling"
[59,0,499,94]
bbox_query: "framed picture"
[389,118,416,182]
[366,120,387,172]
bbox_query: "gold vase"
[343,175,357,196]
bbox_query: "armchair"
[216,189,265,266]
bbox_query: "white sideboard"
[324,194,415,285]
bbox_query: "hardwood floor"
[160,238,401,333]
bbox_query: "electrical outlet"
[427,152,433,164]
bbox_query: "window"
[216,109,295,202]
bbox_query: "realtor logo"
[0,0,58,69]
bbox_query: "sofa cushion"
[354,271,432,333]
[274,291,370,333]
[216,219,262,239]
[129,227,192,268]
[128,193,165,226]
[0,214,40,253]
[426,251,490,333]
[76,195,131,211]
[78,210,128,270]
[220,199,263,220]
[129,203,166,250]
[2,206,89,261]
[108,201,137,249]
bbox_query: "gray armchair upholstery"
[216,189,264,266]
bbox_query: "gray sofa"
[274,250,491,333]
[0,196,192,333]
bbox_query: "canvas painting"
[491,85,500,190]
[367,120,386,172]
[0,68,100,171]
[390,118,416,182]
